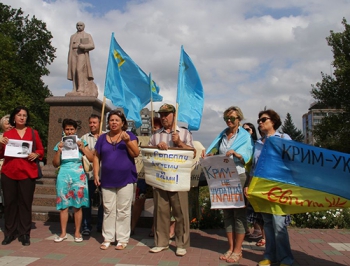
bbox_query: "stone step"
[36,177,56,185]
[35,184,56,195]
[33,194,56,207]
[31,205,153,227]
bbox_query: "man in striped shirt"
[81,114,104,235]
[148,104,194,257]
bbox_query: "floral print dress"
[54,140,89,210]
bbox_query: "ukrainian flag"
[247,137,350,215]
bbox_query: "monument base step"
[31,205,153,228]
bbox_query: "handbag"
[93,186,102,207]
[31,128,43,179]
[82,155,92,173]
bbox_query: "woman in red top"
[0,106,44,246]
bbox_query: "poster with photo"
[4,139,33,158]
[61,135,79,160]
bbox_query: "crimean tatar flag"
[176,45,204,131]
[104,33,162,128]
[247,137,350,215]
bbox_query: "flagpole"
[100,96,107,134]
[149,73,154,133]
[174,102,178,132]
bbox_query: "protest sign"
[5,139,33,158]
[61,135,79,160]
[190,141,205,187]
[141,147,194,191]
[135,136,150,179]
[201,155,245,209]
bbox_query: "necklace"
[108,132,121,150]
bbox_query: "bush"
[291,208,350,229]
[197,186,224,229]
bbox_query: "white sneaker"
[149,246,169,253]
[176,247,187,256]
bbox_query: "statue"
[66,21,98,97]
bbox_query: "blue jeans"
[262,213,294,265]
[82,180,103,231]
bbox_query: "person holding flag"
[245,109,294,266]
[148,103,194,257]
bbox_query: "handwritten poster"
[201,155,245,209]
[141,147,194,191]
[136,139,205,188]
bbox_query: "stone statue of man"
[66,21,98,97]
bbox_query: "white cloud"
[3,0,349,148]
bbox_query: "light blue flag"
[104,33,162,128]
[176,45,204,131]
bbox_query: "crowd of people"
[0,103,294,266]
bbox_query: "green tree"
[0,3,56,153]
[280,113,304,142]
[311,18,350,153]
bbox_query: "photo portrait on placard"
[61,135,79,160]
[4,139,33,158]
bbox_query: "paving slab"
[0,220,349,266]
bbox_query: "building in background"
[135,108,157,136]
[302,102,342,145]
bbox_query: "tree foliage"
[311,18,350,153]
[0,3,56,153]
[280,113,304,142]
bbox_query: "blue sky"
[4,0,349,147]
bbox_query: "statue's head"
[76,21,85,32]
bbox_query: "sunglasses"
[257,117,271,124]
[244,127,252,132]
[223,116,238,122]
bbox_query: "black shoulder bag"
[32,128,43,179]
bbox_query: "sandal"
[219,250,233,260]
[100,241,111,250]
[256,238,266,246]
[115,243,127,250]
[249,229,262,239]
[226,252,242,263]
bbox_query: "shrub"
[291,208,350,229]
[198,186,224,229]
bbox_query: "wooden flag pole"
[149,73,154,133]
[173,102,179,132]
[100,96,107,134]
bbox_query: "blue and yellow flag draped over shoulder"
[104,33,162,128]
[176,45,204,131]
[248,137,350,215]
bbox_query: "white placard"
[200,155,245,209]
[141,148,194,192]
[4,139,33,158]
[61,135,79,160]
[190,141,205,187]
[135,136,151,179]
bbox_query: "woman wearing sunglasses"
[243,123,266,246]
[206,106,253,263]
[246,109,294,266]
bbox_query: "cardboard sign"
[201,155,245,209]
[141,147,194,191]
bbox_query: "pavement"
[0,219,349,266]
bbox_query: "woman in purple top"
[93,110,139,250]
